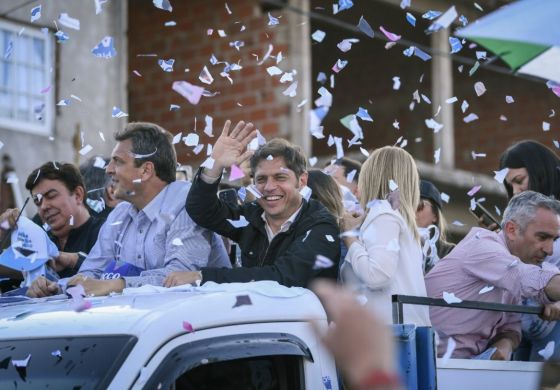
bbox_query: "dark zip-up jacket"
[186,168,340,287]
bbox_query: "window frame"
[0,17,54,136]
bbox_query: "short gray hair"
[502,191,560,232]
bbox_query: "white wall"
[0,0,127,215]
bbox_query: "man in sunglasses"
[0,162,104,291]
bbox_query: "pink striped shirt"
[425,228,559,358]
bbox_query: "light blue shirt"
[79,180,230,288]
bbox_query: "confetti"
[227,215,249,228]
[392,77,401,90]
[79,145,93,156]
[425,118,443,133]
[30,5,41,22]
[467,185,481,197]
[183,133,199,147]
[58,13,80,30]
[325,234,335,242]
[538,341,555,361]
[379,26,401,42]
[312,30,326,42]
[233,294,252,308]
[337,38,359,52]
[405,12,416,26]
[426,6,457,33]
[543,122,551,131]
[153,0,173,12]
[57,99,70,106]
[493,168,509,183]
[479,285,494,294]
[463,113,479,123]
[313,255,334,270]
[112,106,128,118]
[449,37,462,53]
[443,291,462,304]
[441,337,456,365]
[51,350,62,359]
[434,148,441,164]
[282,81,298,97]
[11,354,31,381]
[357,16,374,38]
[172,238,183,246]
[422,10,441,20]
[356,107,373,122]
[266,66,283,76]
[199,66,214,85]
[440,192,450,203]
[268,12,280,26]
[474,81,486,96]
[91,36,117,58]
[332,59,348,73]
[67,285,92,312]
[164,21,176,27]
[55,31,69,43]
[158,58,174,72]
[172,81,204,105]
[182,320,194,332]
[229,164,245,181]
[505,95,514,104]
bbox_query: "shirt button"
[139,229,143,233]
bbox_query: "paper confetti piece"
[463,113,479,123]
[425,118,443,133]
[357,16,374,38]
[440,192,450,203]
[282,81,298,97]
[505,95,514,104]
[449,37,462,53]
[199,66,214,85]
[441,337,456,365]
[312,30,326,42]
[443,291,462,304]
[227,215,249,228]
[172,238,183,246]
[233,294,252,308]
[172,81,204,105]
[337,38,359,52]
[246,185,263,199]
[467,185,481,197]
[379,26,401,42]
[67,285,92,312]
[58,13,80,30]
[153,0,173,12]
[266,66,283,76]
[538,341,555,361]
[543,122,551,131]
[30,5,41,22]
[268,12,280,26]
[51,350,62,359]
[183,133,199,147]
[426,5,457,33]
[479,285,494,294]
[493,168,509,183]
[182,320,194,332]
[79,145,93,156]
[474,81,486,96]
[112,106,128,118]
[313,255,334,270]
[158,58,174,72]
[229,164,245,181]
[91,36,117,58]
[325,234,335,242]
[405,12,416,26]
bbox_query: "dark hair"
[499,140,560,199]
[249,138,307,177]
[335,157,361,182]
[25,161,85,194]
[115,122,177,184]
[307,169,343,221]
[79,156,110,201]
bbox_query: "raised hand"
[205,120,256,177]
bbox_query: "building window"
[0,19,54,135]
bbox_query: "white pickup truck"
[0,282,546,390]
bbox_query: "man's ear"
[299,171,308,188]
[141,161,156,180]
[503,220,518,241]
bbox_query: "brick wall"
[128,0,293,166]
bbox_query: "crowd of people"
[1,120,560,388]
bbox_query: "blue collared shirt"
[78,180,229,287]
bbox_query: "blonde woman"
[340,146,430,326]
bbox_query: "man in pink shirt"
[425,191,560,359]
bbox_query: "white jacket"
[341,200,431,326]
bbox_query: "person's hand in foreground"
[540,301,560,321]
[48,251,79,273]
[340,210,364,247]
[489,337,514,361]
[67,274,124,296]
[26,276,60,298]
[204,120,256,178]
[163,271,202,288]
[310,280,400,389]
[0,208,20,239]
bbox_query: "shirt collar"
[129,184,169,222]
[261,202,303,241]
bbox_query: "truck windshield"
[0,335,137,389]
